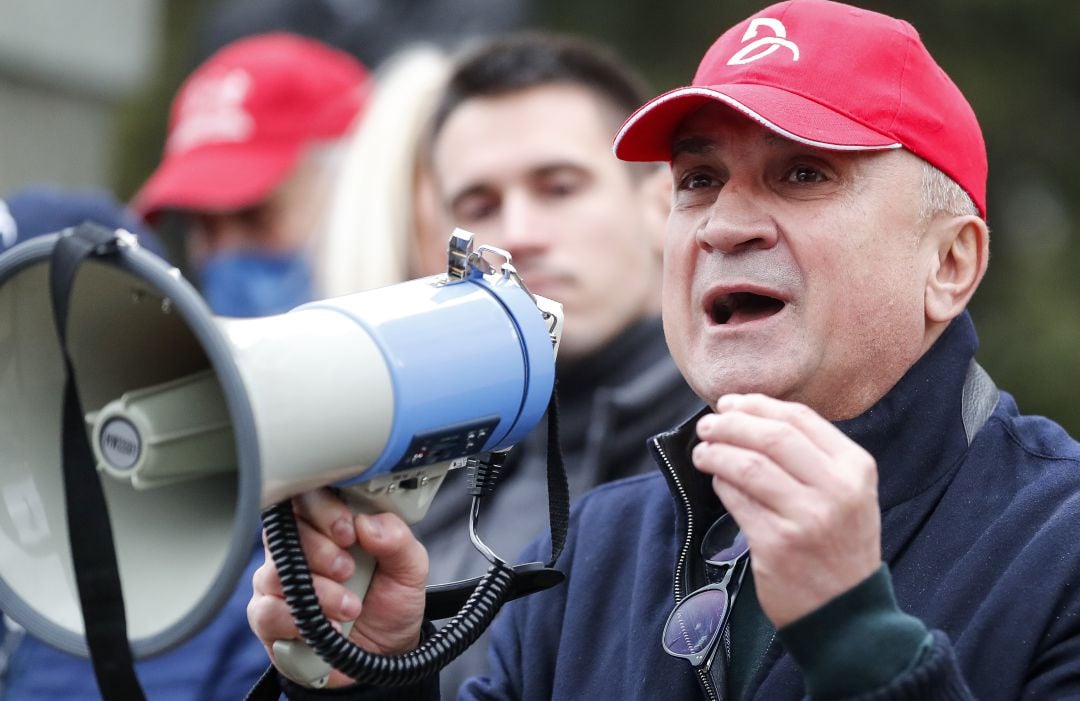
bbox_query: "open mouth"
[710,292,786,325]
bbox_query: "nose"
[496,192,549,258]
[696,184,779,255]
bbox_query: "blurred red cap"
[133,32,370,219]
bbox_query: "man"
[134,31,369,317]
[248,2,1080,699]
[1,33,369,701]
[406,33,701,696]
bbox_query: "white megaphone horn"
[0,224,563,686]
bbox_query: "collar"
[557,316,670,400]
[554,316,675,450]
[833,311,985,511]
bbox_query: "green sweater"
[724,564,932,700]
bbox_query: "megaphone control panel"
[396,418,499,469]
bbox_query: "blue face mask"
[197,250,314,318]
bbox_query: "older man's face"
[663,105,940,419]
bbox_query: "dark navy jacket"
[284,314,1080,700]
[457,314,1080,700]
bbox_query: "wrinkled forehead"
[671,103,791,152]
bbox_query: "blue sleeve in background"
[0,544,268,701]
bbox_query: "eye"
[785,165,827,184]
[541,178,579,199]
[453,193,499,223]
[678,171,720,191]
[536,168,587,200]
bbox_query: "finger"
[293,488,357,548]
[285,517,359,583]
[251,551,363,620]
[251,552,281,597]
[257,515,357,601]
[715,393,873,461]
[697,410,826,487]
[247,572,362,646]
[345,514,428,657]
[693,441,808,514]
[246,597,351,649]
[247,591,299,646]
[710,476,778,544]
[355,513,428,590]
[299,516,356,581]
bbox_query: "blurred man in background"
[133,31,369,317]
[409,32,702,697]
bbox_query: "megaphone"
[0,225,562,675]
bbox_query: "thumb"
[354,512,428,589]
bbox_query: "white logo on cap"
[727,18,800,66]
[167,68,256,153]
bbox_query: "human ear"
[924,215,989,323]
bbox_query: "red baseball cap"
[613,0,986,216]
[133,32,370,219]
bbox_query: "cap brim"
[132,142,303,219]
[614,85,902,162]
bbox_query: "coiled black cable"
[262,500,515,687]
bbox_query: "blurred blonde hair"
[313,45,451,298]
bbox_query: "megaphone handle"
[268,470,449,687]
[272,542,376,688]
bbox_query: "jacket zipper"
[653,437,720,701]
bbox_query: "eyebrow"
[444,160,588,210]
[670,130,800,159]
[446,183,491,212]
[530,161,587,179]
[670,136,715,158]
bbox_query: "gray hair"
[920,160,980,222]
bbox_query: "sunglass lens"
[702,516,748,564]
[662,588,728,656]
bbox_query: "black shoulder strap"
[50,223,147,700]
[543,385,569,567]
[242,665,281,701]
